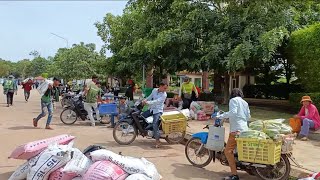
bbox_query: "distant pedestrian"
[113,78,120,98]
[83,75,101,127]
[3,75,17,107]
[22,79,33,102]
[33,77,60,130]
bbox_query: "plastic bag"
[83,161,128,180]
[27,143,73,180]
[8,161,29,180]
[37,80,53,96]
[90,150,161,180]
[62,148,92,176]
[125,174,152,180]
[190,102,202,113]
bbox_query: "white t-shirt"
[217,97,250,132]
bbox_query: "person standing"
[83,75,101,127]
[3,75,17,107]
[215,88,250,180]
[113,78,120,98]
[109,96,130,128]
[22,79,33,102]
[179,76,198,109]
[33,78,60,130]
[294,96,320,141]
[142,83,168,148]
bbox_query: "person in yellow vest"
[179,76,198,109]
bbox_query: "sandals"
[33,118,38,127]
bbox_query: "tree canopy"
[96,0,320,84]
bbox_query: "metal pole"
[50,33,69,48]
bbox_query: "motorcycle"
[60,94,110,125]
[60,91,75,108]
[185,112,293,180]
[112,100,186,145]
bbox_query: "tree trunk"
[223,73,230,104]
[202,71,209,92]
[146,68,154,88]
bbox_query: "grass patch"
[218,105,292,121]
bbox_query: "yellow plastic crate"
[236,138,282,165]
[161,113,187,134]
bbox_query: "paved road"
[0,87,256,179]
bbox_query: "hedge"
[289,93,320,111]
[243,84,304,100]
[288,23,320,92]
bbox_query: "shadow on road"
[171,163,221,179]
[8,125,40,130]
[95,139,175,151]
[0,171,13,179]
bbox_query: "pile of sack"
[240,119,293,140]
[8,134,162,180]
[189,102,209,121]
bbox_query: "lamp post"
[50,33,69,48]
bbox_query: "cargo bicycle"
[185,112,295,180]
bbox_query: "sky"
[0,1,128,62]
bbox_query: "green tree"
[50,42,106,81]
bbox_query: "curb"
[182,133,312,179]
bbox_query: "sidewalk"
[185,120,320,177]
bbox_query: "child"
[108,96,130,128]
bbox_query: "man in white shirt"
[142,83,168,148]
[216,88,250,180]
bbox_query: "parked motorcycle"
[60,94,110,125]
[185,113,293,180]
[112,100,186,145]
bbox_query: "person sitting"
[108,96,130,128]
[294,96,320,141]
[166,92,181,108]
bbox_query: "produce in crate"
[239,130,269,139]
[249,120,292,139]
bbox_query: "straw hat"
[301,96,312,103]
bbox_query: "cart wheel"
[165,131,186,144]
[60,108,77,125]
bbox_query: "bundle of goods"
[247,119,293,140]
[196,101,215,115]
[189,101,202,120]
[197,111,209,121]
[8,135,162,180]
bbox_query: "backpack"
[4,80,14,90]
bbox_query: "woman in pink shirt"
[295,96,320,141]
